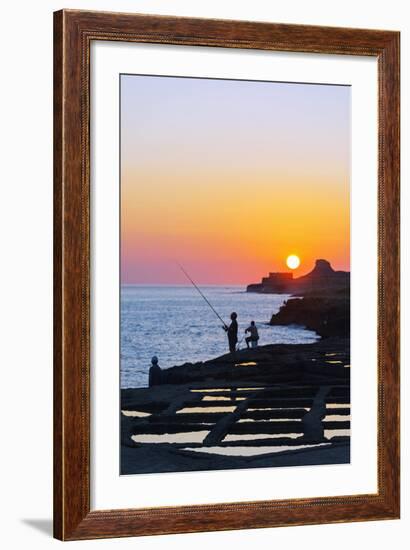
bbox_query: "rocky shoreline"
[121,261,350,475]
[269,289,350,338]
[121,337,350,474]
[245,259,351,339]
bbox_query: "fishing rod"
[177,263,228,328]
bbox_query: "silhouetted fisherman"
[223,312,238,353]
[245,320,259,349]
[149,356,162,387]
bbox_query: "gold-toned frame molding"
[54,9,400,540]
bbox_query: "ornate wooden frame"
[53,9,400,541]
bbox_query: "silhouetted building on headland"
[247,259,349,294]
[260,272,294,292]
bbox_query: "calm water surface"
[121,285,320,388]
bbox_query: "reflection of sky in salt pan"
[325,429,350,439]
[177,406,236,413]
[121,410,151,417]
[182,443,331,457]
[131,431,209,444]
[324,415,351,421]
[223,433,303,442]
[248,407,310,412]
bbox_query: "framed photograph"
[54,9,400,540]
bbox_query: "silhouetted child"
[245,321,259,349]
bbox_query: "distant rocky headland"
[247,259,349,295]
[248,259,350,339]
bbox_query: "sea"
[120,285,320,389]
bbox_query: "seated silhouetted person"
[245,321,259,349]
[223,312,238,353]
[149,356,162,387]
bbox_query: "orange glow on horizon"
[120,76,350,285]
[121,168,350,284]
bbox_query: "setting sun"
[286,255,301,270]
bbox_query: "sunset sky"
[121,75,350,285]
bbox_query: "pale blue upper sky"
[121,74,350,187]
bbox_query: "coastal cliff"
[248,259,350,338]
[269,290,350,338]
